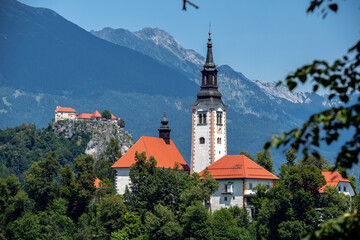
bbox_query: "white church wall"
[214,108,226,162]
[114,168,130,195]
[192,107,211,173]
[191,104,227,173]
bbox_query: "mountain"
[91,27,332,124]
[0,0,197,97]
[1,0,358,182]
[90,27,203,81]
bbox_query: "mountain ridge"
[2,0,358,184]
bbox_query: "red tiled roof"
[77,113,92,119]
[92,110,102,118]
[94,178,108,189]
[199,155,279,180]
[319,171,350,193]
[111,114,117,120]
[54,106,76,113]
[112,136,189,171]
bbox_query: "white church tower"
[190,32,228,174]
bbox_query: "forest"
[1,123,360,239]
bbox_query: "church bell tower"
[190,32,228,174]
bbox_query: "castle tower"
[190,32,228,174]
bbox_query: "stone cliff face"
[52,119,134,160]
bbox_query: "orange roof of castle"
[111,114,118,120]
[319,171,350,193]
[91,110,102,118]
[55,106,76,113]
[199,155,279,180]
[77,113,92,119]
[112,136,189,171]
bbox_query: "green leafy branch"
[265,41,360,170]
[307,0,339,18]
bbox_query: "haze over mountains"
[0,0,353,173]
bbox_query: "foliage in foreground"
[1,146,359,240]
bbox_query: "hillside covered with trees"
[1,125,359,239]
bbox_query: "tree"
[124,151,193,215]
[60,155,96,221]
[285,148,297,166]
[118,118,126,128]
[210,208,252,240]
[60,164,77,219]
[95,138,122,181]
[40,198,76,239]
[104,138,122,162]
[8,212,42,240]
[264,2,360,172]
[304,211,360,240]
[111,211,145,240]
[240,151,254,160]
[254,163,326,240]
[299,154,330,170]
[101,109,112,119]
[144,204,182,240]
[181,201,213,240]
[24,152,61,211]
[0,175,31,239]
[97,195,128,239]
[73,155,96,221]
[255,149,274,173]
[321,186,350,221]
[180,173,219,210]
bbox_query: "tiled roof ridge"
[141,136,151,159]
[242,156,247,178]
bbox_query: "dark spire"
[191,32,227,108]
[158,109,171,144]
[204,32,215,69]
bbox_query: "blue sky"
[19,0,360,90]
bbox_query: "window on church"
[200,137,205,144]
[217,112,222,125]
[338,186,341,191]
[217,137,222,144]
[224,197,227,201]
[198,112,207,124]
[249,183,253,189]
[344,186,347,192]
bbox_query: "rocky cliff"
[52,119,134,160]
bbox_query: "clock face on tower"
[217,126,222,134]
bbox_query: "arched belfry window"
[200,137,205,144]
[198,112,207,124]
[217,137,222,144]
[217,112,223,125]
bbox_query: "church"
[112,32,278,211]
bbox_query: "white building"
[320,171,356,197]
[190,32,228,174]
[54,106,77,121]
[111,113,189,194]
[199,155,279,214]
